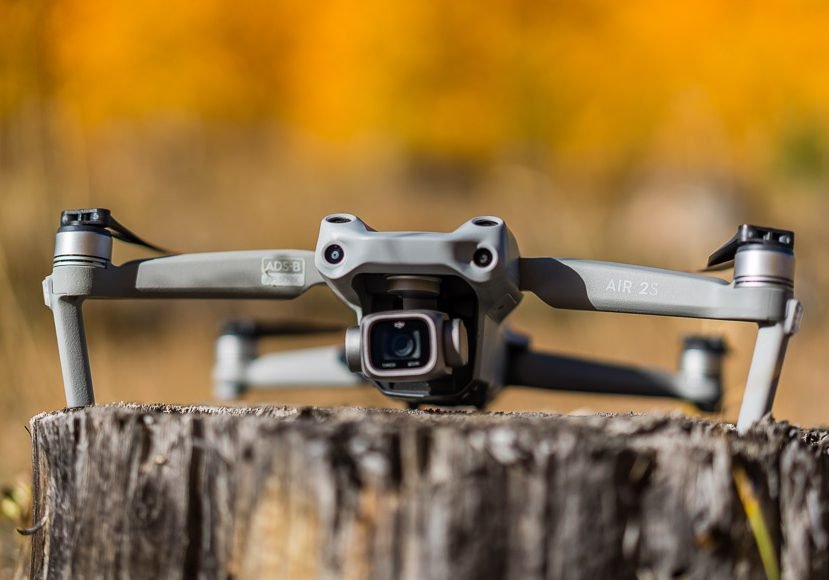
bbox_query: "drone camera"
[371,317,431,370]
[345,310,468,382]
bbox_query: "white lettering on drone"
[605,279,659,296]
[261,257,305,287]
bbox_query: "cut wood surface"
[28,405,829,579]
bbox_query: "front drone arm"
[49,250,324,300]
[519,258,789,322]
[519,226,803,432]
[45,215,324,407]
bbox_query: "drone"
[44,209,802,433]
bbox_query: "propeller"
[702,224,794,272]
[60,208,175,254]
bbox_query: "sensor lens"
[324,244,344,264]
[473,248,493,267]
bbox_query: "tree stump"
[28,405,829,579]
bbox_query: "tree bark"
[28,405,829,579]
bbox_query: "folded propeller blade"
[701,224,794,273]
[60,208,175,254]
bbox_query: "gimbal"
[44,209,802,432]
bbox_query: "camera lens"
[384,327,420,361]
[369,318,431,371]
[390,332,416,358]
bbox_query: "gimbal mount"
[44,209,802,432]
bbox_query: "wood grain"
[28,405,829,579]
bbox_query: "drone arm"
[245,347,362,387]
[214,342,364,399]
[505,348,721,411]
[47,249,324,407]
[72,250,325,299]
[519,258,789,322]
[44,279,94,407]
[736,302,801,431]
[519,256,803,431]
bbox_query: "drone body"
[44,209,802,432]
[315,214,522,408]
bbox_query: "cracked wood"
[28,405,829,579]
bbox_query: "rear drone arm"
[505,340,724,412]
[44,217,324,407]
[212,321,363,399]
[519,227,803,432]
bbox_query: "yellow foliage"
[3,0,829,167]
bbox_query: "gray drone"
[44,209,802,433]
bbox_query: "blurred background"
[2,0,829,569]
